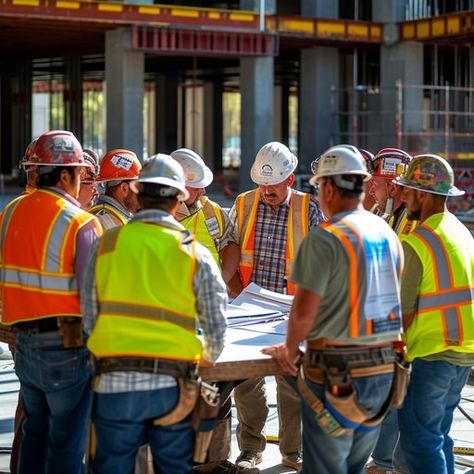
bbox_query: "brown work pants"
[234,375,301,456]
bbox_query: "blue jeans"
[15,330,92,474]
[301,373,393,474]
[371,408,399,469]
[92,387,194,474]
[397,359,471,474]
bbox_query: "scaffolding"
[331,81,474,159]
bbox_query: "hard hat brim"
[186,167,213,189]
[309,170,371,186]
[393,178,465,197]
[130,177,190,202]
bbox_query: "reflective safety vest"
[236,189,310,295]
[401,212,474,360]
[385,207,417,236]
[89,200,130,229]
[180,196,225,266]
[321,211,402,342]
[87,221,203,362]
[0,189,101,324]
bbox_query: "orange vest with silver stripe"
[236,189,310,296]
[0,189,102,324]
[321,212,402,340]
[401,212,474,360]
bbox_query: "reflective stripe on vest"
[321,213,401,341]
[87,221,202,361]
[89,202,129,226]
[236,189,310,295]
[386,207,417,236]
[0,189,100,323]
[401,212,474,358]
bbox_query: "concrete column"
[64,57,83,141]
[203,81,223,175]
[239,56,274,191]
[105,28,144,158]
[155,74,178,154]
[380,42,424,152]
[299,47,338,168]
[300,0,337,17]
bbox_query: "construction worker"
[392,154,474,474]
[264,144,405,474]
[82,153,227,474]
[370,148,416,234]
[78,148,99,209]
[0,130,103,474]
[365,147,417,474]
[170,148,241,473]
[226,141,324,471]
[171,147,240,285]
[88,148,141,229]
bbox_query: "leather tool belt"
[15,316,84,348]
[299,339,411,436]
[95,356,219,462]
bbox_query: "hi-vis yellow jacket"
[87,221,203,362]
[401,212,474,360]
[179,196,225,266]
[236,189,310,295]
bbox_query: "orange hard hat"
[28,130,87,168]
[97,149,142,183]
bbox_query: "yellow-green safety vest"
[401,212,474,361]
[87,221,203,362]
[180,196,225,266]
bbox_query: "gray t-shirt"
[291,209,402,344]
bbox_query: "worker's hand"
[198,359,215,368]
[261,343,299,377]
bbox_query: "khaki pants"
[234,376,301,456]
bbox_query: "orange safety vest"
[236,189,310,295]
[0,189,101,324]
[321,213,402,340]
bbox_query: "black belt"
[96,357,198,379]
[307,346,396,371]
[15,317,60,333]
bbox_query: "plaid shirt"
[81,209,227,393]
[226,189,323,293]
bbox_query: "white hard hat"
[309,145,371,188]
[250,141,298,185]
[130,153,190,201]
[170,148,213,189]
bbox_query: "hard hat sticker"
[381,157,399,174]
[51,138,75,153]
[111,154,133,170]
[261,164,273,177]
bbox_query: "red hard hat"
[19,138,38,170]
[97,149,142,183]
[29,130,87,167]
[372,148,411,179]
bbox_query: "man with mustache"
[225,141,323,472]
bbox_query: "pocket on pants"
[37,348,89,390]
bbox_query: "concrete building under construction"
[0,0,473,198]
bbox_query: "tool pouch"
[153,378,200,426]
[191,382,220,463]
[58,317,84,348]
[388,357,411,409]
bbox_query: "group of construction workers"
[0,129,473,474]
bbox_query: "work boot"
[364,461,402,474]
[195,459,259,473]
[281,452,302,471]
[235,451,263,471]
